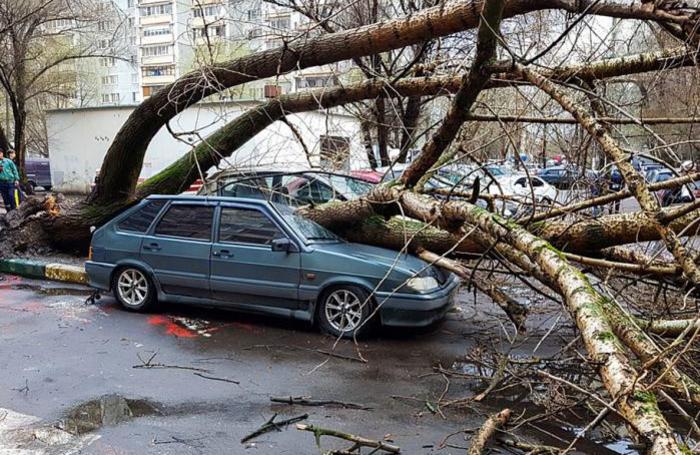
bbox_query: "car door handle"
[143,242,161,251]
[213,249,233,258]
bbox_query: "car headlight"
[407,276,439,292]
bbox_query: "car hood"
[312,242,428,275]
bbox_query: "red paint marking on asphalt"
[147,315,197,338]
[232,321,262,333]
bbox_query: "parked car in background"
[537,166,580,189]
[86,196,459,337]
[25,158,52,191]
[199,169,374,206]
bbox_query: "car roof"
[145,194,275,206]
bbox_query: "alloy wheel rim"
[324,289,363,333]
[117,269,148,307]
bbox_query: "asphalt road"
[0,275,552,455]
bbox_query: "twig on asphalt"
[242,344,366,363]
[241,413,309,444]
[296,423,401,453]
[133,352,210,373]
[193,372,240,384]
[270,395,372,410]
[473,354,508,402]
[11,379,29,395]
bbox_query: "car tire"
[112,267,157,312]
[317,285,374,338]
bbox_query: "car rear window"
[117,200,166,233]
[155,204,214,240]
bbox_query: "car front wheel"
[113,268,156,311]
[318,286,373,338]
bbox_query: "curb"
[0,259,88,285]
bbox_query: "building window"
[192,25,225,39]
[143,27,170,37]
[141,4,172,16]
[193,5,219,17]
[99,39,110,49]
[49,18,73,28]
[247,28,263,39]
[268,16,290,30]
[142,45,171,57]
[296,75,339,89]
[99,57,115,67]
[247,9,260,20]
[101,93,119,104]
[101,75,118,85]
[132,92,138,102]
[127,0,133,7]
[142,65,174,77]
[142,85,165,97]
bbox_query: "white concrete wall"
[46,101,366,193]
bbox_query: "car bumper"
[376,275,460,327]
[85,261,113,291]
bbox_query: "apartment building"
[63,0,351,106]
[91,0,141,106]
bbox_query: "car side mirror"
[271,238,292,253]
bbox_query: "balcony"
[140,14,172,26]
[141,33,173,45]
[141,54,174,65]
[191,16,224,28]
[142,74,176,85]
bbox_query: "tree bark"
[397,94,422,163]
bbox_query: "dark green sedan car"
[86,196,459,337]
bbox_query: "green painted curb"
[0,259,46,279]
[0,259,87,285]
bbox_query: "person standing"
[607,166,623,214]
[0,149,20,211]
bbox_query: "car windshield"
[273,203,340,243]
[327,174,374,198]
[485,166,504,176]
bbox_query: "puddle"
[58,394,161,435]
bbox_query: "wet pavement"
[0,274,617,454]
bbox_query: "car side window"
[219,207,284,245]
[532,178,544,187]
[117,200,166,233]
[155,204,214,240]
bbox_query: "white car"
[486,174,557,216]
